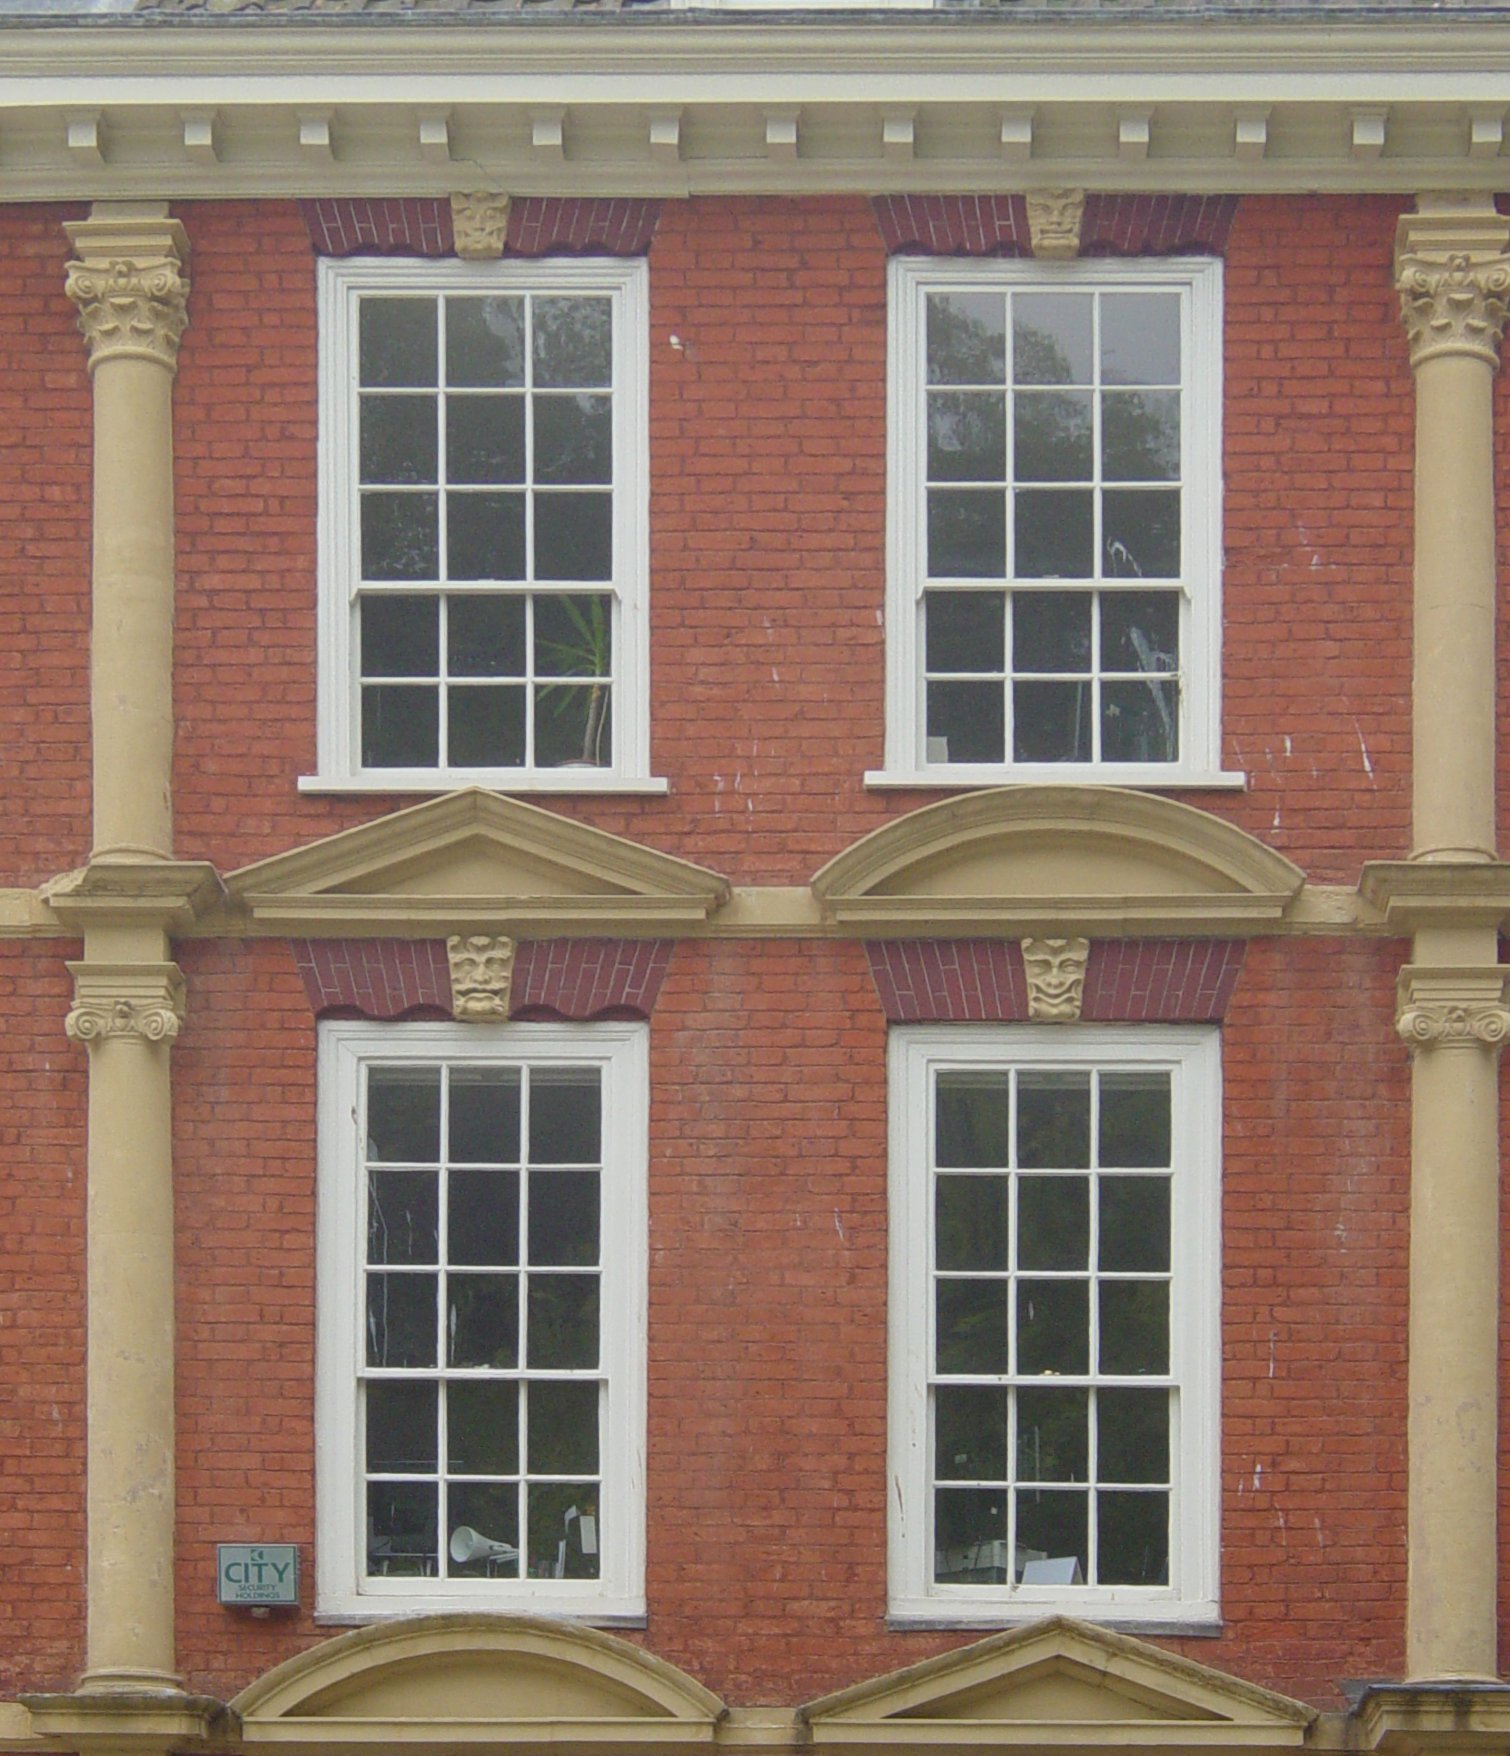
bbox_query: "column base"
[22,1688,221,1756]
[1354,1682,1510,1756]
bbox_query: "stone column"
[65,961,186,1693]
[63,204,189,862]
[1393,198,1510,1683]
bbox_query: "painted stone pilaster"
[1395,200,1510,864]
[66,960,186,1693]
[64,203,189,863]
[1396,961,1510,1682]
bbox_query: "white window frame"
[315,1019,648,1622]
[888,1024,1220,1628]
[308,256,660,795]
[873,255,1239,790]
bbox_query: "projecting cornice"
[2,18,1510,197]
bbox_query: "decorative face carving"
[450,191,511,262]
[1025,188,1086,261]
[1021,936,1091,1022]
[447,934,515,1021]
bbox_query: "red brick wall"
[0,206,91,888]
[0,943,86,1694]
[168,193,1417,892]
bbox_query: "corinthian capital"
[62,206,190,373]
[1396,964,1510,1052]
[65,961,186,1047]
[1395,205,1510,369]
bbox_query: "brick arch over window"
[301,196,664,259]
[872,193,1238,258]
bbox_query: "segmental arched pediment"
[812,787,1305,936]
[231,1614,725,1753]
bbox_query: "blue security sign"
[217,1544,299,1607]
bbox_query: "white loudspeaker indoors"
[449,1526,520,1566]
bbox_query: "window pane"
[1014,294,1092,385]
[928,391,1006,482]
[1017,1280,1089,1376]
[1098,1071,1172,1167]
[361,298,437,388]
[526,1274,600,1369]
[1013,390,1092,483]
[934,1488,1009,1582]
[535,394,613,485]
[1098,1388,1170,1483]
[451,1069,523,1163]
[536,594,612,678]
[1014,490,1093,579]
[926,591,1005,674]
[449,596,526,679]
[448,1273,519,1368]
[527,1483,601,1579]
[361,395,437,485]
[529,1171,601,1268]
[362,595,438,679]
[1014,592,1090,674]
[927,681,1005,764]
[535,493,613,582]
[1013,679,1091,763]
[449,687,526,768]
[1015,1489,1087,1579]
[448,1380,519,1475]
[1100,592,1178,675]
[936,1072,1009,1168]
[1017,1175,1089,1271]
[367,1481,438,1576]
[449,1171,521,1268]
[1102,390,1180,482]
[1098,1281,1169,1375]
[367,1381,436,1473]
[935,1175,1010,1272]
[368,1069,441,1163]
[362,493,438,582]
[449,1483,521,1577]
[1017,1073,1091,1169]
[529,1380,600,1475]
[533,297,613,389]
[530,1070,602,1164]
[535,684,612,769]
[1103,490,1180,579]
[928,490,1005,579]
[446,296,525,389]
[1098,1490,1169,1585]
[447,395,525,486]
[366,1272,437,1368]
[926,292,1006,386]
[448,492,525,582]
[1016,1386,1088,1483]
[935,1385,1008,1482]
[1099,1177,1171,1274]
[1102,680,1179,764]
[1100,293,1180,387]
[363,685,439,769]
[936,1279,1009,1375]
[368,1171,438,1266]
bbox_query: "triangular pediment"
[812,787,1305,936]
[218,789,729,936]
[801,1619,1313,1756]
[231,1615,726,1753]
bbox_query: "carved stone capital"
[1395,207,1510,368]
[448,934,515,1021]
[451,191,510,262]
[1022,936,1090,1022]
[63,207,190,373]
[1396,964,1510,1051]
[65,961,186,1047]
[1026,188,1086,260]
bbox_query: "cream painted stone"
[219,788,729,937]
